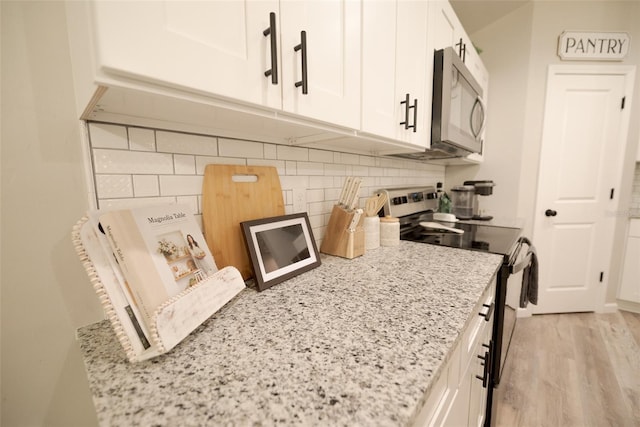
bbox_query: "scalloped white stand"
[72,216,245,362]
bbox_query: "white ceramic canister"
[363,216,380,250]
[380,215,400,247]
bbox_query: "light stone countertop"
[77,241,503,426]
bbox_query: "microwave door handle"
[470,96,486,138]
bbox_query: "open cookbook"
[72,204,245,362]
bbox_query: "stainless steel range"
[378,186,534,427]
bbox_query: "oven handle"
[510,236,533,274]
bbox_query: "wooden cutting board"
[202,164,284,280]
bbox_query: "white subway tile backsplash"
[297,162,324,176]
[156,131,218,156]
[264,144,277,160]
[306,189,325,203]
[159,175,203,196]
[279,175,309,190]
[359,155,376,166]
[324,187,342,202]
[324,163,348,176]
[285,161,297,175]
[95,174,133,199]
[334,152,360,165]
[98,196,177,210]
[89,123,128,149]
[133,175,159,197]
[277,145,308,161]
[196,156,246,174]
[309,176,334,189]
[174,154,196,175]
[352,165,370,176]
[128,127,156,151]
[93,149,174,174]
[218,138,264,159]
[176,196,200,214]
[87,123,446,242]
[246,159,286,175]
[309,149,334,164]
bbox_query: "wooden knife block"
[320,205,364,259]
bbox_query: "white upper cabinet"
[90,1,282,109]
[84,0,360,129]
[279,1,361,129]
[428,1,487,94]
[361,0,429,149]
[427,0,488,164]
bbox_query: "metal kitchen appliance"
[377,185,532,427]
[451,185,475,219]
[465,180,495,220]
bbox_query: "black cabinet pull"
[475,350,490,388]
[263,12,278,84]
[545,209,557,217]
[400,93,410,130]
[478,302,494,322]
[456,37,466,62]
[400,94,417,132]
[294,31,308,94]
[411,98,418,133]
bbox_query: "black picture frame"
[240,213,321,291]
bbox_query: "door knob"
[545,209,557,217]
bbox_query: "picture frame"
[240,213,321,291]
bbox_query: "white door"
[91,1,282,108]
[532,66,634,314]
[279,0,361,129]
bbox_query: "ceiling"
[450,0,530,34]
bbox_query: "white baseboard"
[617,299,640,314]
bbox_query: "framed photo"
[241,213,321,291]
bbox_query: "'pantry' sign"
[558,31,630,60]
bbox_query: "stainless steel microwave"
[388,47,485,161]
[431,47,485,158]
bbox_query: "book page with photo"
[99,204,219,329]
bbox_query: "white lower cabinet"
[414,278,495,427]
[618,219,640,304]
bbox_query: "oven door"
[495,238,532,386]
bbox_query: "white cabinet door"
[279,0,361,129]
[361,0,429,148]
[90,1,282,109]
[619,220,640,303]
[467,323,491,427]
[428,1,487,91]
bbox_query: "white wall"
[446,1,640,304]
[445,2,534,221]
[1,2,101,425]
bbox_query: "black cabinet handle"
[400,93,410,130]
[294,31,308,94]
[263,12,278,84]
[400,94,418,132]
[411,98,418,133]
[475,350,490,388]
[478,302,494,322]
[545,209,557,217]
[456,37,466,62]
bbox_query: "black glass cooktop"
[401,221,522,257]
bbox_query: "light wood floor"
[494,310,640,427]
